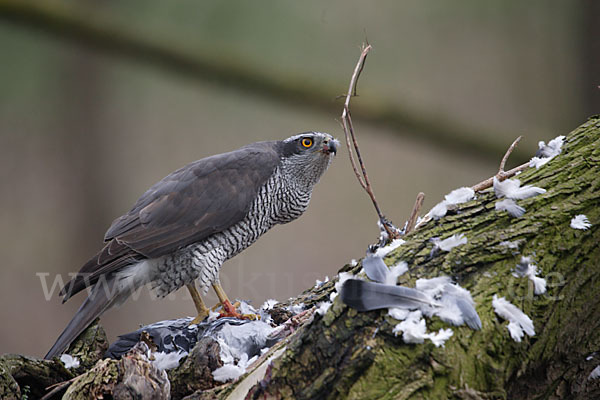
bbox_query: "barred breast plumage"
[152,164,312,297]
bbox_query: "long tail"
[45,284,117,360]
[45,260,152,359]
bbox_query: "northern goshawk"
[45,132,337,359]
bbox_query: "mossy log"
[231,116,600,399]
[1,117,599,399]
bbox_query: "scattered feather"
[213,363,246,382]
[432,234,467,252]
[60,354,80,369]
[589,365,600,380]
[238,300,257,316]
[428,328,454,347]
[415,276,452,293]
[393,311,427,344]
[152,350,187,371]
[392,310,453,347]
[207,309,220,322]
[316,301,332,316]
[388,307,410,321]
[335,272,355,293]
[350,259,358,267]
[570,214,591,230]
[363,254,389,283]
[417,277,481,330]
[493,177,546,200]
[261,299,279,310]
[386,261,408,286]
[530,135,565,168]
[529,156,552,169]
[330,291,338,302]
[286,303,305,314]
[429,201,449,220]
[445,187,475,204]
[538,135,565,157]
[213,353,257,382]
[514,257,547,295]
[495,199,526,217]
[500,240,521,249]
[314,276,329,288]
[428,187,475,221]
[374,239,406,258]
[340,279,437,312]
[492,295,535,342]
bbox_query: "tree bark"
[233,116,600,399]
[1,117,599,399]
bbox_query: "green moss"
[267,118,599,399]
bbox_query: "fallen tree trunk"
[1,117,599,399]
[230,117,600,399]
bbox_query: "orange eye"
[301,138,313,148]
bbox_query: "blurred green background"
[0,0,597,356]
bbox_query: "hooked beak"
[322,139,338,155]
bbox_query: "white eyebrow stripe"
[283,132,332,143]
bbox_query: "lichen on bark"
[238,117,600,399]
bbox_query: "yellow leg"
[187,283,210,324]
[211,282,231,305]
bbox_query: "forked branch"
[340,44,400,240]
[471,136,530,192]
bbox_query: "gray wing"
[61,141,281,300]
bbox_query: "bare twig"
[405,192,425,234]
[42,377,77,400]
[471,162,530,192]
[471,136,529,192]
[341,113,367,190]
[341,44,400,240]
[498,136,522,174]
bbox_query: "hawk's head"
[281,132,338,188]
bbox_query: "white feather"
[513,256,546,295]
[60,354,80,369]
[570,214,591,230]
[499,240,521,249]
[393,311,427,344]
[445,187,475,204]
[388,307,410,320]
[427,328,454,348]
[316,301,332,316]
[374,239,406,258]
[529,156,551,169]
[335,272,355,293]
[286,303,305,314]
[385,262,408,286]
[429,201,448,220]
[493,177,546,200]
[261,299,279,310]
[415,276,451,294]
[152,350,187,371]
[433,234,467,252]
[492,295,535,342]
[392,310,453,347]
[529,135,565,168]
[495,199,526,217]
[589,365,600,380]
